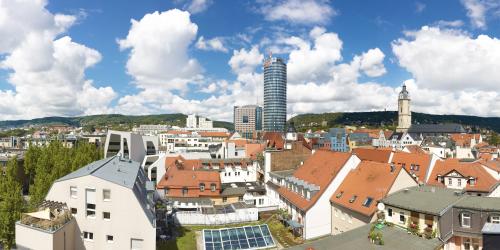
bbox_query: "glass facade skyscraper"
[263,56,287,132]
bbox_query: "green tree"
[489,132,499,146]
[0,157,25,249]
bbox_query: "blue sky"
[0,0,499,121]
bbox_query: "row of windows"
[73,208,111,220]
[83,232,144,249]
[70,186,111,201]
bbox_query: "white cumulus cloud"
[259,0,337,25]
[196,36,228,52]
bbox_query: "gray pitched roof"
[454,196,500,211]
[381,186,463,216]
[287,224,442,250]
[56,156,141,189]
[408,124,466,134]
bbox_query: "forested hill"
[0,114,234,131]
[1,111,499,133]
[289,111,500,133]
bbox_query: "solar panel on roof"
[203,224,276,250]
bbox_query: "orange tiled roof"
[480,159,500,172]
[450,134,481,147]
[277,150,352,212]
[331,161,412,217]
[352,148,392,163]
[157,157,221,198]
[263,132,285,149]
[391,151,432,181]
[245,143,266,159]
[199,132,231,138]
[427,159,498,192]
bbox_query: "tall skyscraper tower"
[396,83,411,132]
[263,56,287,132]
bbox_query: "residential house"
[389,132,422,150]
[276,150,361,240]
[330,161,417,235]
[420,136,455,159]
[41,156,156,250]
[381,186,463,239]
[427,159,500,197]
[104,130,158,163]
[327,128,349,152]
[391,151,439,183]
[451,134,482,159]
[440,196,500,250]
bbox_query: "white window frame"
[103,189,111,201]
[399,212,405,224]
[70,186,77,198]
[491,215,500,224]
[461,213,471,228]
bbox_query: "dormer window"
[306,191,311,200]
[336,191,344,198]
[362,197,373,207]
[199,183,205,192]
[349,195,357,203]
[470,178,476,186]
[461,212,471,228]
[210,183,216,192]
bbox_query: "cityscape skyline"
[0,0,499,122]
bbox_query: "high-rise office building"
[234,105,263,139]
[263,56,287,132]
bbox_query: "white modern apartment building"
[18,156,156,250]
[104,130,159,163]
[186,114,213,129]
[132,124,171,135]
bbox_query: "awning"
[287,219,303,229]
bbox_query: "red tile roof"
[450,134,481,147]
[199,132,231,138]
[352,148,392,163]
[277,150,352,212]
[427,159,498,192]
[480,159,500,173]
[331,161,413,217]
[263,132,285,149]
[158,155,221,198]
[391,151,432,182]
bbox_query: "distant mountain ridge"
[289,111,500,133]
[1,111,498,133]
[0,114,234,131]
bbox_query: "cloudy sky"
[0,0,499,121]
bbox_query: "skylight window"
[363,197,373,207]
[336,191,344,198]
[349,195,357,203]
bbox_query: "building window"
[164,188,169,195]
[349,195,357,203]
[259,199,264,205]
[490,215,500,224]
[458,179,462,187]
[461,213,471,228]
[70,186,77,198]
[399,212,405,224]
[131,239,143,250]
[103,212,111,220]
[470,179,476,186]
[86,189,96,218]
[71,208,77,215]
[223,197,227,203]
[107,235,114,243]
[83,231,94,241]
[464,238,471,250]
[448,178,452,185]
[362,197,373,207]
[103,189,111,201]
[199,183,205,192]
[211,183,216,192]
[238,196,243,201]
[182,187,188,196]
[388,208,393,217]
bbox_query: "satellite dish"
[377,203,385,211]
